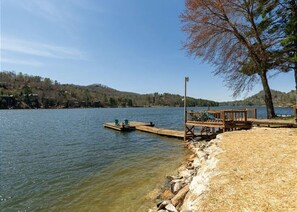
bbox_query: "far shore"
[1,105,296,110]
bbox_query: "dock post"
[293,105,297,124]
[222,111,226,132]
[184,77,189,142]
[254,108,257,119]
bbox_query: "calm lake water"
[0,107,294,211]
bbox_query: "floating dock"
[104,121,185,138]
[103,121,154,131]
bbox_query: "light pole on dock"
[184,77,189,141]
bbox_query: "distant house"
[0,95,16,109]
[0,82,9,88]
[23,93,38,97]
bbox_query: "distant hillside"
[0,71,219,109]
[220,90,296,107]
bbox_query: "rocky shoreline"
[148,135,223,212]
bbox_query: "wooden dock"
[104,120,185,138]
[104,106,297,141]
[185,108,297,140]
[187,110,252,131]
[249,118,297,128]
[104,120,216,140]
[103,121,154,131]
[135,125,184,138]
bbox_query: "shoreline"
[149,127,297,211]
[148,136,222,211]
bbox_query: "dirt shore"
[150,127,297,212]
[193,127,297,211]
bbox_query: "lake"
[0,107,294,211]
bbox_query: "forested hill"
[220,90,296,107]
[0,71,219,109]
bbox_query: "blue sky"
[0,0,295,101]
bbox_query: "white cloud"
[3,0,92,34]
[4,0,103,27]
[1,57,42,67]
[12,0,75,26]
[1,37,86,60]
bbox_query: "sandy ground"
[198,127,297,212]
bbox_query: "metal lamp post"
[184,77,189,141]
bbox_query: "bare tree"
[181,0,280,118]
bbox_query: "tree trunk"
[295,64,297,105]
[295,64,297,123]
[259,71,276,118]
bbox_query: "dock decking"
[104,120,216,139]
[104,121,185,138]
[103,121,154,131]
[248,118,297,128]
[135,125,184,138]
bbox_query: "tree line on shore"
[0,71,219,109]
[182,0,297,118]
[220,89,296,107]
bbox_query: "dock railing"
[187,110,223,122]
[222,110,248,122]
[246,108,257,119]
[187,109,250,123]
[186,109,252,135]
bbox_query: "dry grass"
[199,127,297,212]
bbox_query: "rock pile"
[149,136,222,212]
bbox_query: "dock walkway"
[103,121,154,131]
[104,121,185,138]
[248,118,297,128]
[104,120,216,140]
[135,125,184,138]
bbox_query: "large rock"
[171,181,183,194]
[171,175,183,180]
[192,158,201,169]
[179,169,192,179]
[157,200,171,210]
[165,203,178,212]
[186,154,196,162]
[171,185,189,207]
[196,150,206,159]
[159,189,175,200]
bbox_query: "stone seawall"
[149,135,223,212]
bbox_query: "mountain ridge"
[0,71,219,109]
[220,90,296,107]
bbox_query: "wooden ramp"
[135,125,184,139]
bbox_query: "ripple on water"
[0,108,192,211]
